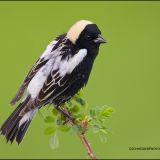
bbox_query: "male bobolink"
[0,20,105,144]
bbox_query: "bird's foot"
[55,106,75,123]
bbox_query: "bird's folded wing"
[20,69,72,114]
[10,40,58,106]
[20,48,87,114]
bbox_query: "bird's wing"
[10,39,60,106]
[20,48,87,114]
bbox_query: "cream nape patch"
[67,20,93,44]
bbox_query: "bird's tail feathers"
[0,96,36,144]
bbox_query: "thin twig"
[79,133,97,160]
[60,107,97,160]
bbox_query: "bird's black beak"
[94,34,106,44]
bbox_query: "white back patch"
[67,20,93,44]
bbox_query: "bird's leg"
[55,106,75,122]
[62,107,73,124]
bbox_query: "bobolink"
[0,20,106,144]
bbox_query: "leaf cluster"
[42,90,114,149]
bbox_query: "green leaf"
[69,105,80,113]
[99,128,108,135]
[91,126,99,134]
[52,108,58,116]
[56,115,66,125]
[44,116,55,123]
[66,101,73,107]
[99,132,107,143]
[74,97,86,106]
[95,128,108,143]
[92,123,102,130]
[43,92,115,148]
[89,109,96,117]
[44,127,56,135]
[49,132,59,149]
[77,90,84,97]
[58,125,70,132]
[75,113,85,119]
[100,106,114,117]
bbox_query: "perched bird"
[0,20,106,144]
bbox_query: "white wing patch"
[59,49,87,76]
[27,59,54,98]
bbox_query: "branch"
[44,96,114,159]
[79,133,97,160]
[62,107,97,160]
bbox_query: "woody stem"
[57,106,97,160]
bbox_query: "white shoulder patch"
[59,49,87,76]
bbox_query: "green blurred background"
[0,1,160,159]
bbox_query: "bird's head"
[67,20,106,50]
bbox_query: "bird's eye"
[86,35,92,41]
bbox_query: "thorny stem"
[59,107,97,160]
